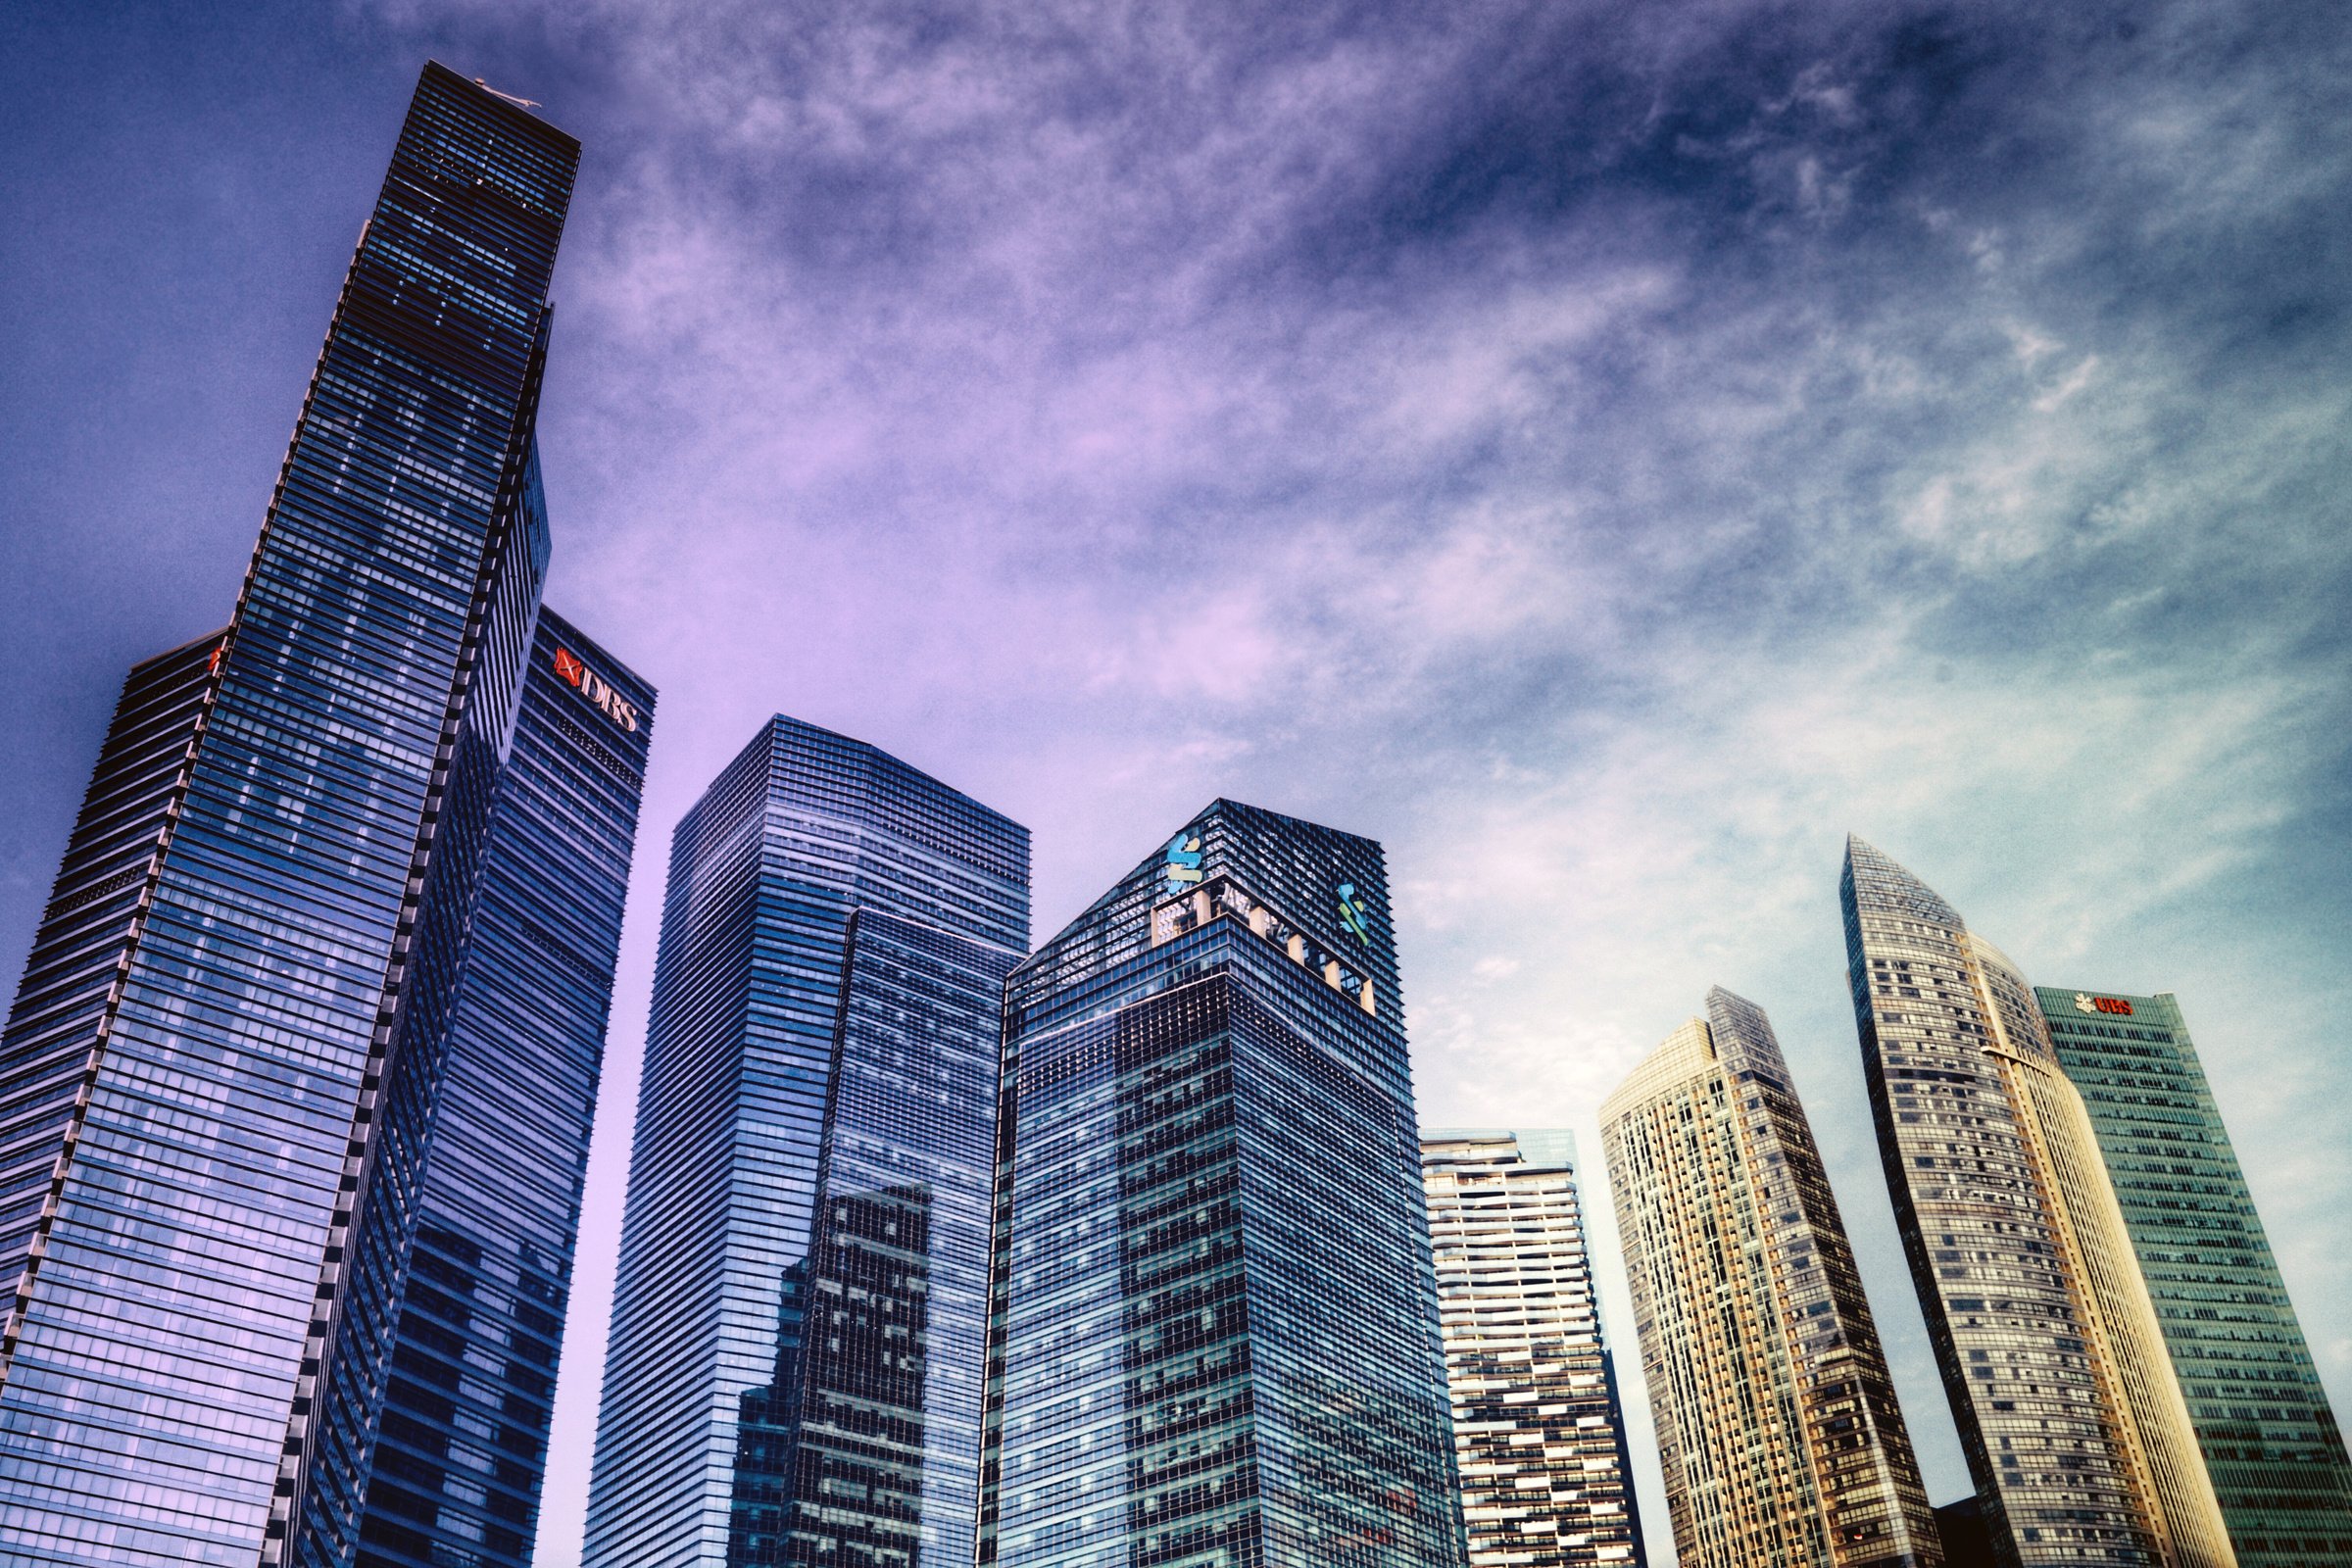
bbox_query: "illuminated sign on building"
[553,646,639,731]
[1337,883,1371,946]
[1162,829,1204,896]
[2073,993,2133,1017]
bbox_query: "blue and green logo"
[1162,830,1204,896]
[1337,883,1371,945]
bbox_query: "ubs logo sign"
[2073,993,2133,1017]
[553,647,639,732]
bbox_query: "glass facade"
[1421,1129,1645,1568]
[1839,839,2233,1568]
[0,631,224,1305]
[1599,988,1941,1568]
[2034,986,2352,1568]
[583,716,1028,1568]
[0,63,619,1568]
[978,800,1466,1568]
[355,612,654,1567]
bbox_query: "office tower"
[0,64,605,1568]
[583,716,1029,1568]
[978,801,1467,1568]
[1840,839,2234,1568]
[2034,986,2352,1568]
[1600,987,1942,1568]
[358,613,654,1566]
[1421,1129,1645,1568]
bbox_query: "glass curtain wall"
[2035,986,2352,1568]
[979,800,1466,1568]
[584,716,1028,1568]
[0,64,580,1568]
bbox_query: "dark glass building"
[1599,987,1940,1568]
[2034,986,2352,1568]
[1421,1128,1646,1568]
[977,800,1467,1568]
[0,64,643,1568]
[582,716,1029,1568]
[1936,1498,1997,1568]
[1839,839,2232,1568]
[356,613,654,1566]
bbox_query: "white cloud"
[318,1,2352,1554]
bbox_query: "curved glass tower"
[1600,987,1941,1568]
[1839,839,2232,1568]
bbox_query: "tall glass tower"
[1421,1129,1645,1568]
[1599,987,1941,1568]
[977,800,1466,1568]
[583,716,1029,1568]
[0,64,644,1568]
[2034,986,2352,1568]
[1839,839,2233,1568]
[355,613,654,1567]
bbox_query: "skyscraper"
[1599,987,1942,1568]
[2034,986,2352,1568]
[356,614,654,1567]
[1839,838,2234,1568]
[977,801,1466,1568]
[583,716,1029,1568]
[0,63,627,1568]
[1421,1129,1645,1568]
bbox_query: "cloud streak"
[3,0,2348,1560]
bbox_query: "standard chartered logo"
[1162,830,1203,895]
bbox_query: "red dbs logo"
[552,647,638,732]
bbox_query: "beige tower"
[1840,838,2232,1568]
[1600,987,1943,1568]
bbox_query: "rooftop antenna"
[473,77,541,111]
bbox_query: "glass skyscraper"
[1599,987,1941,1568]
[977,800,1466,1568]
[583,716,1029,1568]
[355,612,654,1566]
[1839,839,2233,1568]
[1421,1129,1645,1568]
[0,64,648,1568]
[2034,986,2352,1568]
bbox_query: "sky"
[2,0,2348,1561]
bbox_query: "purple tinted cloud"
[3,0,2349,1559]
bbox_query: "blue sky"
[3,2,2348,1561]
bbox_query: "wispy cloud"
[446,0,2352,1547]
[3,0,2346,1557]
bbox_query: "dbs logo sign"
[2073,993,2133,1016]
[553,647,639,732]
